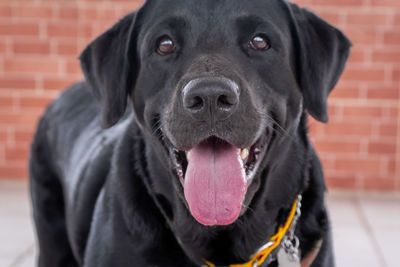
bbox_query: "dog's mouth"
[169,131,271,186]
[165,129,272,226]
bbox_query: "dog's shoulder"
[45,81,100,129]
[33,80,136,200]
[32,81,143,261]
[31,81,99,172]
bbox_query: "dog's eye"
[249,35,270,51]
[156,37,175,55]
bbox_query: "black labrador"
[29,0,351,266]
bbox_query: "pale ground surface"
[0,179,399,267]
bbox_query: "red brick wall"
[0,0,399,191]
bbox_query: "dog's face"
[81,0,350,226]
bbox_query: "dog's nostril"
[217,94,235,108]
[186,96,204,110]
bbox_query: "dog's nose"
[182,77,239,122]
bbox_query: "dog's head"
[80,0,350,227]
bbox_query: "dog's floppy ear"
[80,12,139,128]
[288,3,351,122]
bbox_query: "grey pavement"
[0,179,399,267]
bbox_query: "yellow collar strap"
[204,196,300,267]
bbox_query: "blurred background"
[0,0,399,266]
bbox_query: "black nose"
[182,77,239,122]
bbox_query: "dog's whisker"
[242,203,256,215]
[151,119,163,138]
[258,112,300,145]
[260,114,288,135]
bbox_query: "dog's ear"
[288,3,351,122]
[80,12,139,128]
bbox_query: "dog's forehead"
[143,0,286,26]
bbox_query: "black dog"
[30,0,351,266]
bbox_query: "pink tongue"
[184,140,247,226]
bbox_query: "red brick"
[4,58,60,74]
[327,104,340,117]
[330,85,360,99]
[344,29,379,46]
[4,146,29,161]
[0,96,16,109]
[318,155,334,169]
[65,60,82,75]
[13,40,51,55]
[0,41,6,53]
[0,6,12,17]
[372,50,400,63]
[0,22,39,36]
[43,78,74,90]
[395,13,400,25]
[388,159,396,174]
[368,142,396,155]
[19,96,54,109]
[348,49,367,63]
[57,42,79,56]
[363,178,396,191]
[308,119,325,135]
[310,0,364,6]
[341,68,385,82]
[47,23,92,38]
[0,165,27,179]
[326,176,357,190]
[14,5,53,19]
[14,130,34,144]
[314,140,361,153]
[324,122,372,136]
[370,0,400,7]
[0,113,41,126]
[114,0,142,2]
[379,124,398,137]
[81,0,104,2]
[38,0,71,2]
[0,77,36,90]
[393,68,400,82]
[59,7,79,19]
[47,23,78,38]
[92,21,117,36]
[0,129,7,143]
[316,11,340,25]
[292,0,313,5]
[366,85,399,100]
[342,106,384,118]
[383,31,400,45]
[119,5,142,15]
[388,107,398,118]
[335,159,381,173]
[347,13,390,26]
[82,7,118,20]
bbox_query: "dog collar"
[203,195,302,267]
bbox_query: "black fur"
[30,0,351,266]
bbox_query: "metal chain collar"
[201,195,303,267]
[255,195,303,267]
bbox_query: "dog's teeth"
[186,151,191,161]
[241,149,249,161]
